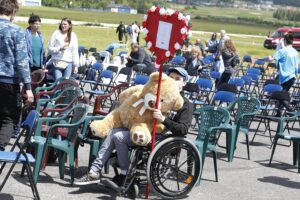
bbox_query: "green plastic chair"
[224,96,261,161]
[194,106,230,183]
[269,111,300,173]
[31,103,89,185]
[36,87,83,114]
[34,76,76,94]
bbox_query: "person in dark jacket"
[217,39,238,88]
[25,14,46,72]
[126,43,154,70]
[74,67,193,186]
[185,46,204,71]
[0,0,34,151]
[116,21,126,44]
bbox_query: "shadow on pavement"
[255,160,299,174]
[0,193,14,200]
[258,176,300,189]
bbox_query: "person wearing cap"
[74,67,193,187]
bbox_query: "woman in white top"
[48,18,79,80]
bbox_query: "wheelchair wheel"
[147,137,201,199]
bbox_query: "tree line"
[273,8,300,21]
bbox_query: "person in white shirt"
[48,18,79,80]
[131,22,140,44]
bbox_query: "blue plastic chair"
[80,62,103,89]
[133,74,149,85]
[212,91,236,106]
[172,55,186,65]
[85,70,114,99]
[0,110,40,199]
[211,71,221,80]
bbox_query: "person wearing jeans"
[48,17,79,80]
[74,67,193,187]
[0,0,34,150]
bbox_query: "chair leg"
[33,144,45,184]
[269,137,278,167]
[58,152,67,180]
[0,161,16,192]
[297,142,300,173]
[212,151,218,182]
[293,141,298,166]
[25,163,40,200]
[251,118,262,144]
[69,149,75,186]
[246,134,250,160]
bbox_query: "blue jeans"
[54,63,73,80]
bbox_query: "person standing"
[48,17,79,80]
[206,32,219,54]
[0,0,34,151]
[217,39,238,88]
[116,21,126,44]
[25,14,46,72]
[131,21,140,44]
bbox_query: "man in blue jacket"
[0,0,34,151]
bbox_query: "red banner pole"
[145,63,163,199]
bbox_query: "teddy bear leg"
[130,123,152,146]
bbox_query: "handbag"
[53,61,69,70]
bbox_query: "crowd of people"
[116,21,141,46]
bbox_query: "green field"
[17,6,276,58]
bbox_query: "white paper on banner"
[156,21,173,50]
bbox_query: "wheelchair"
[101,136,202,199]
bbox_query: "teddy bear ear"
[173,95,184,110]
[149,72,167,81]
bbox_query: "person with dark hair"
[48,17,79,80]
[116,21,126,44]
[206,32,219,53]
[270,34,299,116]
[25,14,46,72]
[126,43,154,71]
[0,0,34,150]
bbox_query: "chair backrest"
[210,71,221,79]
[89,47,97,53]
[22,110,39,135]
[241,75,252,85]
[142,66,156,76]
[107,65,119,74]
[247,68,261,75]
[231,97,261,129]
[196,106,230,143]
[196,78,213,90]
[229,78,245,88]
[133,74,149,85]
[247,72,259,82]
[242,55,252,63]
[66,103,90,141]
[217,83,238,94]
[213,91,236,104]
[100,70,114,79]
[253,59,265,67]
[172,55,186,65]
[203,55,214,65]
[91,61,103,71]
[55,86,83,105]
[263,84,282,93]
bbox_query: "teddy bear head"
[141,72,184,113]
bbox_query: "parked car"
[264,27,300,50]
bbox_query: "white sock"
[120,170,127,175]
[89,169,99,178]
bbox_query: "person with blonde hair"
[185,46,204,71]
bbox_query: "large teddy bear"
[90,72,184,146]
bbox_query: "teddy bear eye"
[160,99,164,102]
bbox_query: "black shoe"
[112,174,126,187]
[74,170,101,186]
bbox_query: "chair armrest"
[208,125,230,133]
[80,116,105,138]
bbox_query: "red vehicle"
[264,27,300,50]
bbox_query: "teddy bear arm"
[119,85,143,103]
[90,110,122,138]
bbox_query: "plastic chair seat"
[195,141,216,152]
[31,136,74,153]
[0,152,35,163]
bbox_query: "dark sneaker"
[112,174,126,187]
[74,170,101,186]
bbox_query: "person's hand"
[153,109,165,123]
[74,66,78,74]
[127,56,132,60]
[26,90,34,103]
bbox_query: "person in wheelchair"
[74,67,193,187]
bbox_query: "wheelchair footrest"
[102,179,122,193]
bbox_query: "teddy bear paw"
[130,130,150,146]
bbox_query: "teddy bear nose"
[148,100,155,108]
